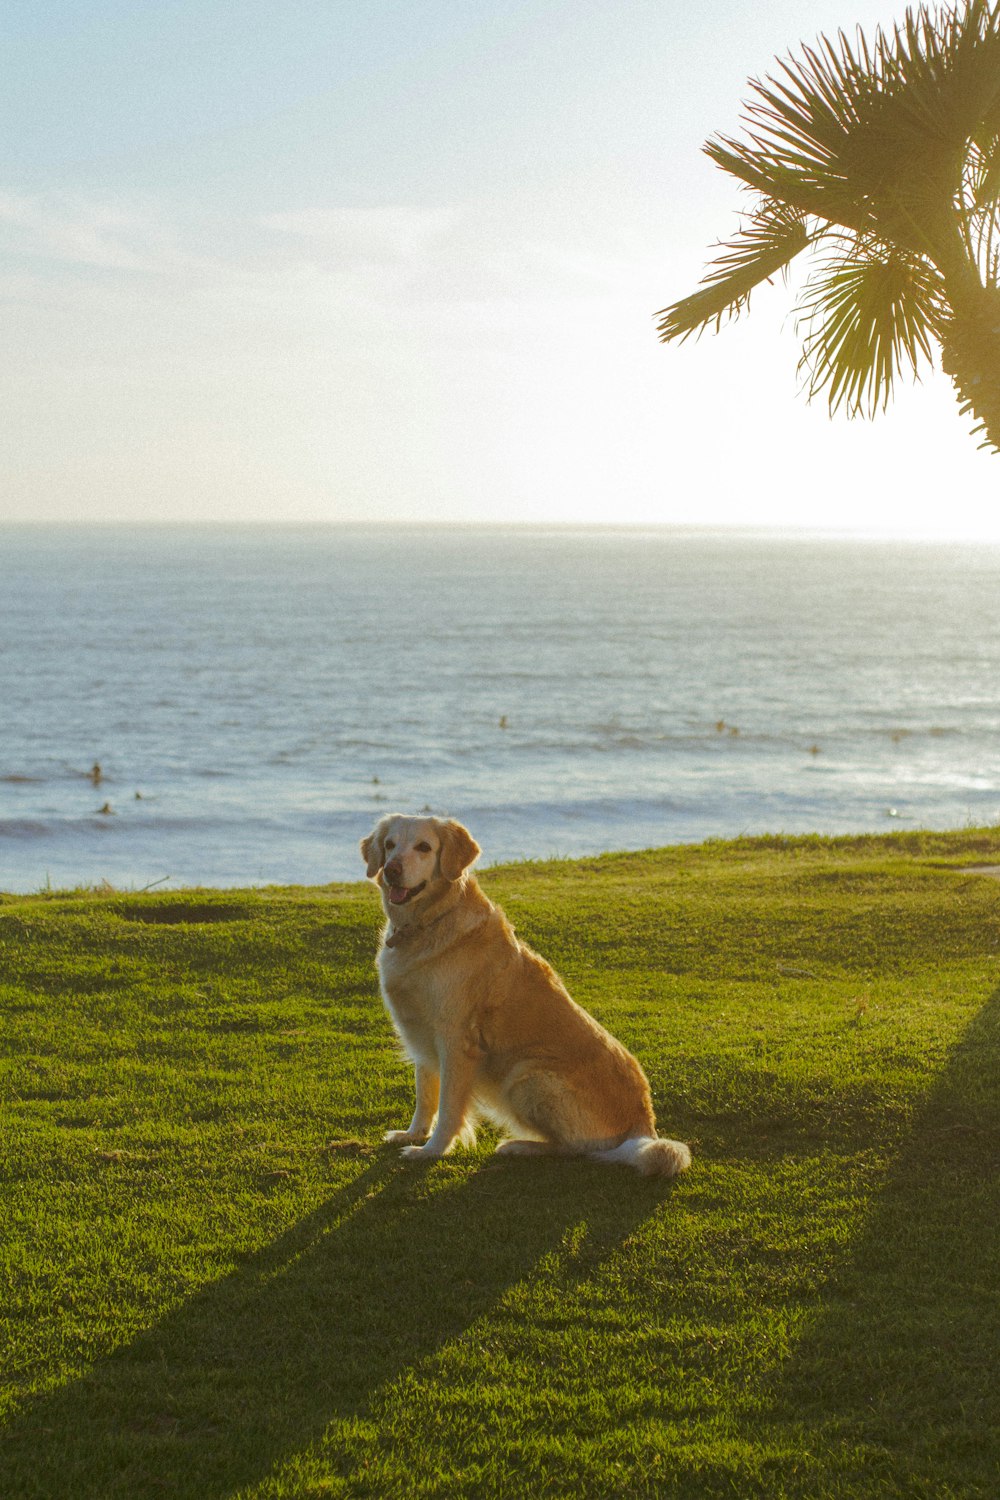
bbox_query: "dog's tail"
[589,1135,691,1178]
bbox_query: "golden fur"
[360,814,691,1177]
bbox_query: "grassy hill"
[2,829,999,1498]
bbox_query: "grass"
[1,827,999,1498]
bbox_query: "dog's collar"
[384,902,452,948]
[384,894,485,949]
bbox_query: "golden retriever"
[360,813,691,1177]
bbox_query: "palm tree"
[656,0,1000,453]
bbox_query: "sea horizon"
[6,518,1000,544]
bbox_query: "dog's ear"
[438,820,481,882]
[360,818,390,879]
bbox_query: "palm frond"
[656,200,810,342]
[960,132,1000,282]
[703,3,1000,249]
[796,236,945,415]
[704,138,869,235]
[967,131,1000,208]
[882,0,1000,143]
[741,30,877,176]
[702,28,885,233]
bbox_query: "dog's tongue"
[388,885,409,905]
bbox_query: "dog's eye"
[415,841,431,853]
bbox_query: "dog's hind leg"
[499,1071,593,1153]
[494,1138,567,1158]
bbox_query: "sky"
[3,0,998,536]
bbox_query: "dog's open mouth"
[387,881,427,906]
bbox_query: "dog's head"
[360,814,481,910]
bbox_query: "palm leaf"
[702,29,884,231]
[704,4,1000,248]
[882,0,1000,143]
[796,237,944,414]
[742,31,877,172]
[656,200,810,342]
[704,141,865,232]
[967,131,1000,208]
[961,133,1000,281]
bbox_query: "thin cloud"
[0,191,205,274]
[258,205,459,265]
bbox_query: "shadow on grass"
[762,985,1000,1496]
[1,1152,668,1500]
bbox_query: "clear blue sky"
[3,0,997,532]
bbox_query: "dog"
[360,813,691,1177]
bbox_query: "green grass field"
[2,829,999,1499]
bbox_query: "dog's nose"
[384,859,403,884]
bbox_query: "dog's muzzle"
[387,880,426,906]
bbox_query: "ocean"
[1,524,998,893]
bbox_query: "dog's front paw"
[384,1129,426,1144]
[400,1142,443,1161]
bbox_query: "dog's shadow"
[2,1153,669,1499]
